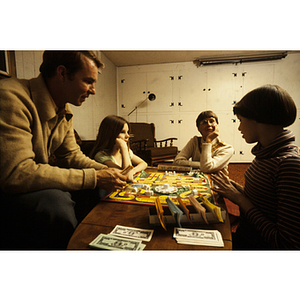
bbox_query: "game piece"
[145,190,154,196]
[192,189,198,195]
[143,184,150,190]
[182,184,191,190]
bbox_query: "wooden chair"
[129,122,178,166]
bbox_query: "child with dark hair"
[211,85,300,249]
[91,115,148,182]
[174,110,234,173]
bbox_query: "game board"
[103,169,216,207]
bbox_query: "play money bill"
[89,234,142,251]
[110,225,154,242]
[173,227,224,247]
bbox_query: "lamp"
[193,52,287,67]
[127,93,156,116]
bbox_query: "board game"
[103,169,216,207]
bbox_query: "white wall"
[117,52,300,162]
[14,50,118,140]
[15,50,43,78]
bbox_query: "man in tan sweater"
[0,51,127,249]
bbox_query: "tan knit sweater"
[174,136,234,172]
[0,74,106,194]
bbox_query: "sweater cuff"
[201,142,212,156]
[82,169,97,189]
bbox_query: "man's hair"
[233,84,297,127]
[196,110,219,127]
[39,51,104,79]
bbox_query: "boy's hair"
[39,51,104,79]
[234,84,297,127]
[196,110,219,127]
[90,115,130,158]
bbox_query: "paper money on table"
[173,227,224,247]
[89,233,144,250]
[110,225,154,242]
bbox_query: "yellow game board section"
[108,171,214,206]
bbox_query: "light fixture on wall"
[193,52,288,67]
[127,93,156,117]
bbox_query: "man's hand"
[96,168,127,192]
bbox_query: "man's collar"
[30,74,73,122]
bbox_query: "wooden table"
[67,193,232,251]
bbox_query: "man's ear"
[56,65,68,82]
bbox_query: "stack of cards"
[154,197,167,230]
[173,227,224,247]
[189,195,208,224]
[89,225,154,251]
[166,197,183,227]
[200,195,224,223]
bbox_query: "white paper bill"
[173,227,224,247]
[89,234,143,251]
[110,225,154,242]
[176,238,224,247]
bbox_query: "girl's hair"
[196,110,219,127]
[233,84,297,127]
[90,115,130,158]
